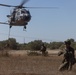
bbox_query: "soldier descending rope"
[58,40,76,71]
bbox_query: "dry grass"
[0,54,76,75]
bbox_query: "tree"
[49,42,63,50]
[66,38,75,43]
[7,38,18,50]
[27,40,43,50]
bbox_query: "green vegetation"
[0,38,76,50]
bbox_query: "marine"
[58,40,76,71]
[40,43,46,56]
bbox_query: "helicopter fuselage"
[7,8,31,26]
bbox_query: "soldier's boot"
[68,63,72,71]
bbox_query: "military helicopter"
[0,0,58,30]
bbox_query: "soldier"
[40,43,46,56]
[58,40,75,71]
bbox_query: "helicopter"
[0,0,58,30]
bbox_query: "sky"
[0,0,76,43]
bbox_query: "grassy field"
[0,50,76,75]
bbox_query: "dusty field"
[0,50,76,75]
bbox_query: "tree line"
[0,38,76,50]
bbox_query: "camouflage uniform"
[58,41,75,71]
[40,44,46,56]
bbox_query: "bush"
[27,50,41,56]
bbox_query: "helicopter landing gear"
[23,22,28,31]
[24,25,26,29]
[9,25,12,28]
[23,25,27,31]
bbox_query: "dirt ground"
[0,50,76,75]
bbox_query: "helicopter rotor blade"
[20,0,29,6]
[0,4,17,7]
[0,1,58,9]
[0,0,29,8]
[25,7,58,9]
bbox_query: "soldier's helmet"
[64,40,71,45]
